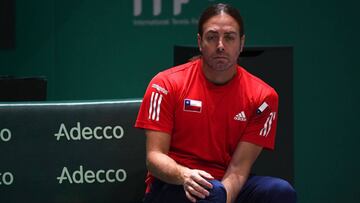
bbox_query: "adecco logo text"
[0,128,11,142]
[0,172,14,186]
[133,0,190,16]
[57,165,127,184]
[54,122,124,141]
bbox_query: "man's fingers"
[192,171,213,189]
[198,170,214,180]
[185,190,197,203]
[183,169,215,201]
[187,180,210,197]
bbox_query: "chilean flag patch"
[184,99,202,113]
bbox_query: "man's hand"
[146,130,215,202]
[182,168,214,202]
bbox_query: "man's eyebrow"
[205,30,219,34]
[224,31,237,35]
[205,30,238,35]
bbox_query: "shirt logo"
[259,112,276,137]
[148,92,163,121]
[256,101,269,114]
[234,111,247,121]
[151,84,168,95]
[184,99,202,113]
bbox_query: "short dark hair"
[198,3,244,37]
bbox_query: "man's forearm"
[147,150,189,185]
[221,142,262,203]
[222,173,249,203]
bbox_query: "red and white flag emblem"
[184,99,202,113]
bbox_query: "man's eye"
[225,35,235,41]
[207,36,216,41]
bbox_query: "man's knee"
[209,179,226,192]
[198,180,227,203]
[263,178,297,203]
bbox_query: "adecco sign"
[54,122,124,141]
[0,128,11,142]
[0,172,14,186]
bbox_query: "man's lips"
[213,56,228,60]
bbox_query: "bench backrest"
[0,98,293,202]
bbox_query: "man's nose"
[217,39,225,52]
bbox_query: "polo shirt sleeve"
[240,89,279,150]
[135,73,175,135]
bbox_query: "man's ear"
[239,35,245,53]
[197,33,202,52]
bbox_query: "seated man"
[135,3,297,203]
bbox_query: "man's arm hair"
[145,129,214,202]
[145,129,186,185]
[221,141,263,203]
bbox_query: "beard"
[203,55,236,71]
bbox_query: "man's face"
[198,13,244,72]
